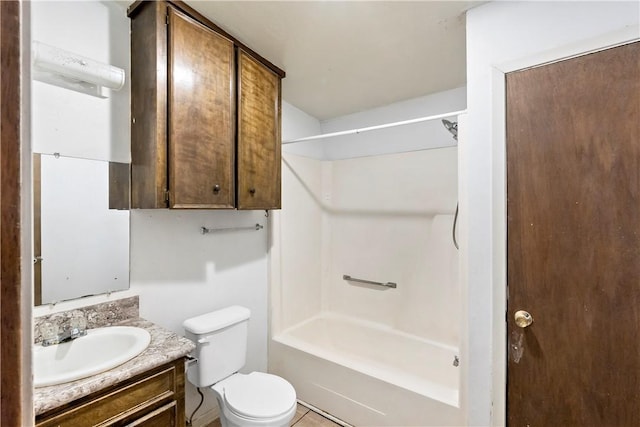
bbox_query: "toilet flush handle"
[197,337,210,344]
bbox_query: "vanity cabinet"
[129,1,284,210]
[35,358,186,427]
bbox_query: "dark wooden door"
[168,7,235,208]
[237,49,281,210]
[506,42,640,426]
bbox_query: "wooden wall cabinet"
[35,359,186,427]
[237,50,282,210]
[129,1,284,210]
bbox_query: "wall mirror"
[34,154,130,305]
[31,0,131,306]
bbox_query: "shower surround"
[269,148,462,426]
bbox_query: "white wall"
[283,87,465,161]
[273,88,463,347]
[129,209,270,425]
[271,154,325,334]
[275,149,459,345]
[327,149,459,345]
[271,102,324,336]
[282,102,324,158]
[130,210,269,364]
[31,0,131,305]
[126,101,320,425]
[465,2,639,425]
[31,0,130,163]
[320,86,465,160]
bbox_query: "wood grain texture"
[128,0,285,79]
[126,401,177,427]
[36,359,186,427]
[109,161,131,210]
[168,6,235,208]
[130,1,168,208]
[130,1,283,210]
[0,1,24,425]
[506,42,640,426]
[237,49,282,210]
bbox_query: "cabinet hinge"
[164,190,170,203]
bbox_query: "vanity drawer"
[126,401,177,427]
[36,359,185,427]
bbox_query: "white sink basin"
[33,326,151,388]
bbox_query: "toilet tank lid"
[183,306,251,334]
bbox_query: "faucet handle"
[69,314,87,337]
[40,322,59,346]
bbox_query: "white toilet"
[183,306,297,427]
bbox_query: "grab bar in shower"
[201,224,263,234]
[343,274,397,289]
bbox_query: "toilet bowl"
[212,372,297,427]
[183,306,297,427]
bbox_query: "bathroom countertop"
[33,318,195,416]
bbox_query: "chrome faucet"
[40,315,87,347]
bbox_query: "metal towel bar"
[201,224,263,235]
[343,274,397,289]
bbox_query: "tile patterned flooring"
[291,404,342,426]
[205,403,341,427]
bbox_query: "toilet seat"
[220,372,296,420]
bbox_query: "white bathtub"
[270,313,463,426]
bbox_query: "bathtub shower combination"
[270,114,463,426]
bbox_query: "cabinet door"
[237,49,282,210]
[168,7,235,208]
[130,1,168,209]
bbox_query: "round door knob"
[213,184,220,194]
[249,188,256,195]
[514,310,533,328]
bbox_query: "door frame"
[1,1,33,425]
[481,27,640,426]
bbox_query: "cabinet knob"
[249,188,256,195]
[213,184,221,194]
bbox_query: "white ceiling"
[185,1,481,121]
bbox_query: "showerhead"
[442,119,458,141]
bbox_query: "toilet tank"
[183,306,250,388]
